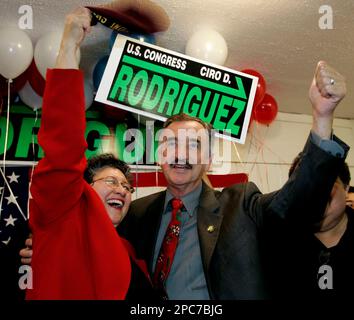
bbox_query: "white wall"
[211,112,354,193]
[132,112,354,199]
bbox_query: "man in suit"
[119,61,349,299]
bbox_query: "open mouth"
[170,163,192,170]
[107,199,124,209]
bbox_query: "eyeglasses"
[92,176,135,193]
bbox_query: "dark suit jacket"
[119,137,348,299]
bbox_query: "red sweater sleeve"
[31,70,87,227]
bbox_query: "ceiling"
[2,0,354,119]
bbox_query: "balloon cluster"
[0,25,278,126]
[0,28,92,111]
[0,26,159,115]
[241,69,278,126]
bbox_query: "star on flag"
[7,172,20,183]
[0,167,29,247]
[4,214,17,227]
[4,194,18,206]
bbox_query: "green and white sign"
[96,35,258,144]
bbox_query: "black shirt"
[265,207,354,299]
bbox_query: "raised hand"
[55,7,92,69]
[309,61,346,139]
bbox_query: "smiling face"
[91,167,132,227]
[158,120,211,197]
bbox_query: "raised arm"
[249,61,349,226]
[30,8,92,227]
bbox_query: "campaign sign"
[96,35,258,144]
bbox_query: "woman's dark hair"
[84,153,133,184]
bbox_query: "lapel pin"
[207,225,215,233]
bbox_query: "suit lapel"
[197,182,223,275]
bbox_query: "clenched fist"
[56,7,92,69]
[309,61,346,139]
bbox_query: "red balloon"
[253,93,278,125]
[242,69,266,107]
[28,60,45,97]
[0,68,29,97]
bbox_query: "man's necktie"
[153,198,184,299]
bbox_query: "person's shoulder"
[218,182,278,209]
[131,190,166,208]
[219,181,261,196]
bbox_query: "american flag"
[0,166,30,300]
[0,166,29,247]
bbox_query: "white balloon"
[0,27,33,79]
[84,79,94,110]
[34,31,81,79]
[185,27,228,65]
[19,81,43,110]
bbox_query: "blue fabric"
[310,131,345,158]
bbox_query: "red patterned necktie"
[153,198,184,299]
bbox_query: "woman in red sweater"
[26,7,154,300]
